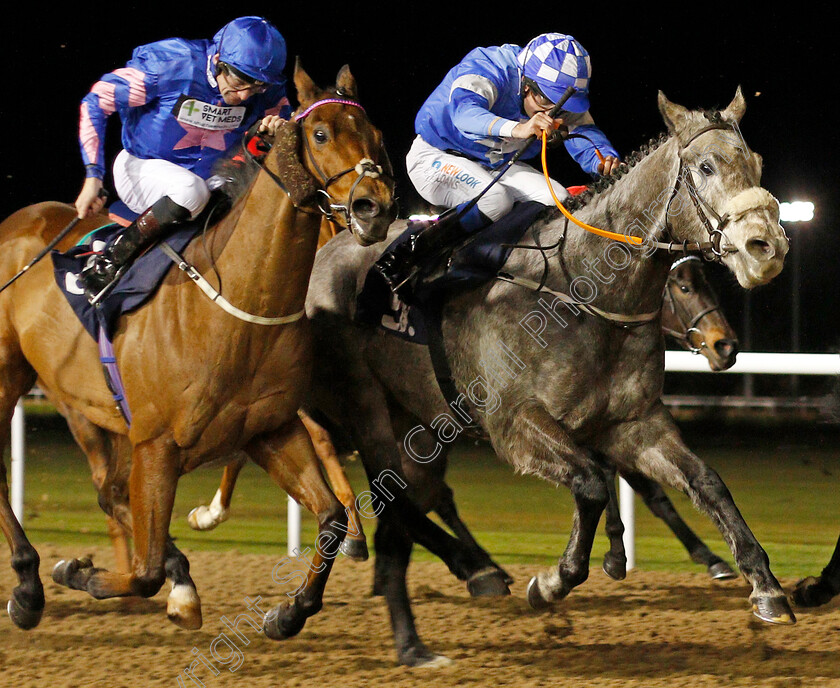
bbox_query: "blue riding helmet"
[518,33,592,112]
[214,16,286,85]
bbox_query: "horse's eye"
[699,161,715,176]
[680,285,691,294]
[313,129,329,144]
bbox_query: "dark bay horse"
[0,62,396,636]
[662,255,738,370]
[302,89,792,665]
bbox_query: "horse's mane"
[562,109,728,213]
[211,85,357,205]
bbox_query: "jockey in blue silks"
[74,16,291,301]
[375,33,620,294]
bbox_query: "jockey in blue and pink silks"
[74,16,292,301]
[375,32,621,295]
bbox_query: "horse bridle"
[243,98,393,230]
[662,120,744,261]
[294,98,393,230]
[661,255,724,354]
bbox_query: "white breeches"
[405,135,568,221]
[113,150,211,218]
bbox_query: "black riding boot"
[374,202,489,297]
[80,196,191,302]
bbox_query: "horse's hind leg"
[495,402,610,609]
[598,404,794,625]
[792,532,840,607]
[299,409,368,562]
[245,416,347,640]
[52,436,181,615]
[61,402,133,572]
[187,454,246,531]
[620,468,735,580]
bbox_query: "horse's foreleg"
[246,416,346,640]
[298,409,368,562]
[187,454,246,531]
[0,363,43,629]
[619,468,735,580]
[598,404,794,625]
[496,403,610,609]
[596,457,628,581]
[0,447,44,630]
[792,532,840,607]
[52,436,184,618]
[374,515,452,667]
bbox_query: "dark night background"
[3,4,838,373]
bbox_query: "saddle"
[355,200,549,344]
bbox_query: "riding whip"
[0,189,109,295]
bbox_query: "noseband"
[294,98,393,229]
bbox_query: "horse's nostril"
[715,338,738,359]
[351,198,380,221]
[746,238,774,260]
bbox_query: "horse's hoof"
[602,553,627,581]
[526,576,553,611]
[751,595,796,625]
[187,505,227,531]
[791,576,835,608]
[52,558,95,590]
[708,561,737,581]
[167,584,203,630]
[397,643,454,668]
[339,537,369,562]
[263,603,307,640]
[467,568,511,597]
[7,596,43,630]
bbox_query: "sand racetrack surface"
[2,545,839,687]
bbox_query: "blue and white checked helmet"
[518,33,592,112]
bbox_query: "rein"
[490,120,755,327]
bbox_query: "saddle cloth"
[355,200,548,344]
[51,214,201,341]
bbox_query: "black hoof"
[792,576,836,608]
[339,537,369,562]
[51,557,95,590]
[467,568,511,597]
[602,552,627,581]
[397,642,453,668]
[7,595,43,630]
[707,561,737,581]
[526,576,553,611]
[751,595,796,625]
[263,603,308,640]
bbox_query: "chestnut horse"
[0,61,396,637]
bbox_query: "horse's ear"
[336,65,357,99]
[657,91,690,136]
[293,56,319,104]
[721,86,747,123]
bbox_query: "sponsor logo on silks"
[175,95,246,131]
[430,159,482,189]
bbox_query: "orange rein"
[539,131,642,246]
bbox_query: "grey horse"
[303,88,792,666]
